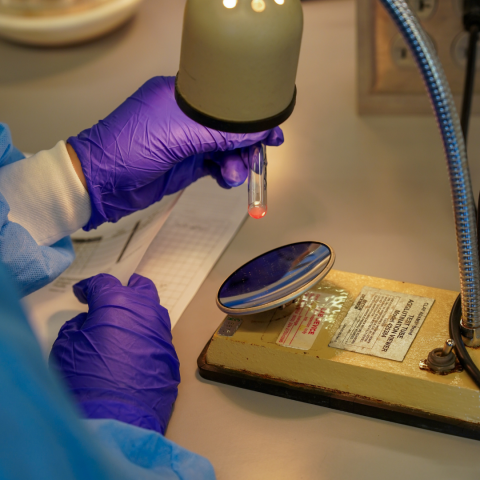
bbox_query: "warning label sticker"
[329,286,434,361]
[276,291,340,350]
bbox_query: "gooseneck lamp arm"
[381,0,480,346]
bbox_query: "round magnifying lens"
[217,241,335,315]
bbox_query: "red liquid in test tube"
[248,143,267,219]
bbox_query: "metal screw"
[440,338,455,357]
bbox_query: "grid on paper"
[136,177,247,325]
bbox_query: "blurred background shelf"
[0,0,143,46]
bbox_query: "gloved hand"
[49,273,179,435]
[68,76,284,230]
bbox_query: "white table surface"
[1,0,480,477]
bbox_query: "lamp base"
[198,341,480,440]
[174,76,296,133]
[198,270,480,440]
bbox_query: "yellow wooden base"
[206,270,480,424]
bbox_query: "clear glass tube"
[248,143,267,219]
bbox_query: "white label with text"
[276,291,337,350]
[328,286,434,361]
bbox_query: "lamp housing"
[175,0,303,133]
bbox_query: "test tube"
[248,143,267,219]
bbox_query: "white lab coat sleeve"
[0,140,92,246]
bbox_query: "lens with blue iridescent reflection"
[218,242,334,314]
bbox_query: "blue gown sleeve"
[0,123,25,167]
[0,123,75,296]
[85,419,216,480]
[0,237,215,480]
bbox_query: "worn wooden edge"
[197,337,480,441]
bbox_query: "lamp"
[175,0,303,133]
[180,0,480,438]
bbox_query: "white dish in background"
[0,0,143,46]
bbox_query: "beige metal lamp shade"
[175,0,303,133]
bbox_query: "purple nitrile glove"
[49,273,179,435]
[68,76,284,230]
